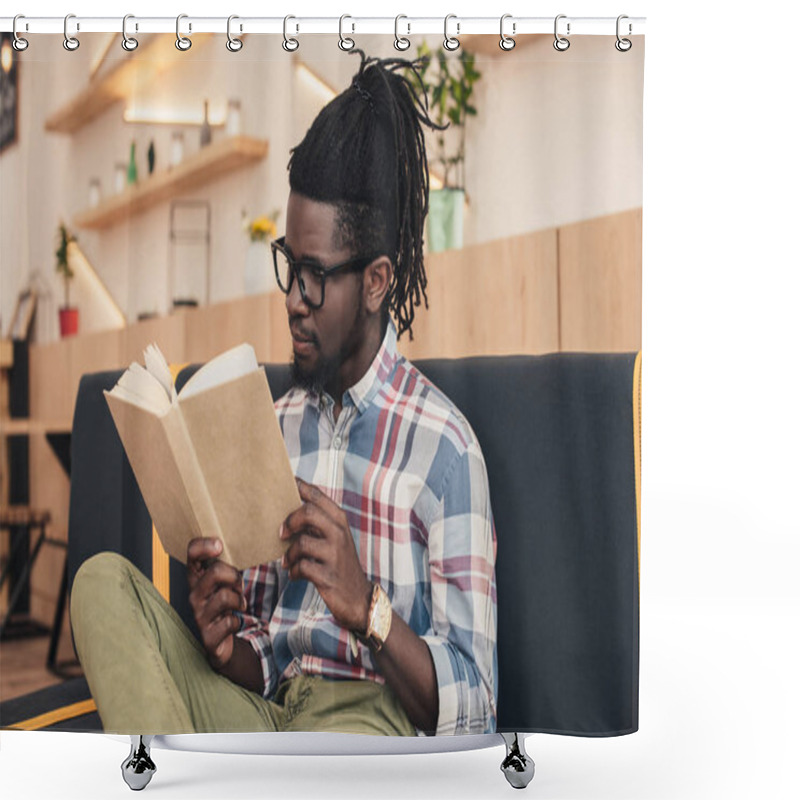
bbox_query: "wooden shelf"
[73,136,269,230]
[44,34,214,135]
[1,419,72,436]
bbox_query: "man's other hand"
[281,478,373,633]
[187,537,246,670]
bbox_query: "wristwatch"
[362,582,393,652]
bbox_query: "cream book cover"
[104,343,300,570]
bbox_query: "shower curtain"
[0,25,644,740]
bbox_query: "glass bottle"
[127,141,138,185]
[200,100,212,147]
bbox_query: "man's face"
[284,191,367,396]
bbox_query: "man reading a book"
[72,51,497,737]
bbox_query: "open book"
[104,343,300,570]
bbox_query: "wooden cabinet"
[20,208,641,629]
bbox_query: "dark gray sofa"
[67,351,641,738]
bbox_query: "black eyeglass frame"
[271,235,381,310]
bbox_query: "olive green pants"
[70,552,415,736]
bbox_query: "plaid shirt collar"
[314,319,399,416]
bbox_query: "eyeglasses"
[271,236,378,310]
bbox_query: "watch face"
[369,586,392,643]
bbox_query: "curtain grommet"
[63,13,80,51]
[499,14,516,51]
[176,14,192,51]
[226,15,243,52]
[338,15,355,51]
[12,14,29,51]
[553,14,570,52]
[121,14,139,51]
[615,15,633,52]
[394,15,411,51]
[443,14,460,51]
[283,15,299,52]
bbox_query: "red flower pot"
[59,307,79,338]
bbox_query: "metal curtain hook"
[553,14,570,51]
[615,14,632,52]
[227,15,243,51]
[122,14,139,51]
[283,16,299,52]
[443,14,460,51]
[12,14,29,51]
[394,15,410,51]
[499,14,516,51]
[63,13,80,51]
[176,14,192,51]
[339,15,355,51]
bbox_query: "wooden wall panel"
[28,341,71,423]
[267,291,292,365]
[184,300,244,363]
[121,312,186,366]
[425,229,559,359]
[397,246,446,363]
[67,330,123,421]
[241,294,276,365]
[558,208,642,352]
[19,210,641,627]
[435,245,485,358]
[184,293,279,364]
[520,230,561,353]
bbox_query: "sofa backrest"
[69,352,640,736]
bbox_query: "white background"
[2,1,799,798]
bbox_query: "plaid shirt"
[236,320,498,735]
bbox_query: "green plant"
[55,222,77,308]
[411,42,482,189]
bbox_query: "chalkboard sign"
[1,33,19,154]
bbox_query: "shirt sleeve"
[235,560,282,699]
[421,438,498,735]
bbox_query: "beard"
[289,343,344,397]
[289,290,366,398]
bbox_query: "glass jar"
[114,163,127,194]
[171,131,185,168]
[88,178,101,207]
[226,99,242,137]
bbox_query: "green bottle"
[127,141,138,185]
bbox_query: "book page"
[143,343,176,403]
[107,361,172,415]
[179,343,259,399]
[104,395,206,559]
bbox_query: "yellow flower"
[247,214,278,242]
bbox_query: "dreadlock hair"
[287,49,445,341]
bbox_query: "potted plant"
[412,42,482,252]
[241,209,281,295]
[55,222,79,337]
